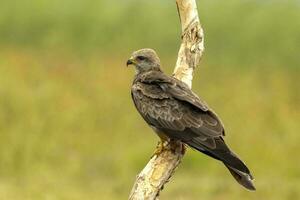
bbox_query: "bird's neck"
[133,69,159,83]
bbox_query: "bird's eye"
[137,56,146,61]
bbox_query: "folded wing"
[131,71,255,190]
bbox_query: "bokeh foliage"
[0,0,299,199]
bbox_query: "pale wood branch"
[174,0,204,88]
[129,0,204,199]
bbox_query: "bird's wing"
[132,71,250,171]
[131,71,254,190]
[139,71,210,112]
[132,71,224,148]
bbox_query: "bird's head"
[126,48,161,73]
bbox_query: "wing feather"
[131,77,224,139]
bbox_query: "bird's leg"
[151,139,170,158]
[152,139,186,158]
[169,139,187,154]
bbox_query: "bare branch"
[129,0,204,199]
[174,0,204,88]
[129,141,185,200]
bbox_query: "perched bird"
[127,48,255,190]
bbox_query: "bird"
[126,48,255,191]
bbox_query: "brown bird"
[127,48,255,190]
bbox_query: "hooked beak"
[126,57,135,67]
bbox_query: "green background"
[0,0,299,199]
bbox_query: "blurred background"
[0,0,299,199]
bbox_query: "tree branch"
[174,0,204,88]
[129,0,204,199]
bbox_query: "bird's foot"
[151,140,186,158]
[151,140,168,157]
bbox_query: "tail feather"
[225,164,256,191]
[186,139,256,190]
[160,128,256,190]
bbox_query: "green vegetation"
[0,0,299,199]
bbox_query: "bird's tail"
[218,146,256,191]
[187,137,256,191]
[224,163,256,191]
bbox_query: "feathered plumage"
[127,48,255,190]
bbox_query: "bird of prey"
[126,48,255,190]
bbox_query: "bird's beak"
[126,57,135,67]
